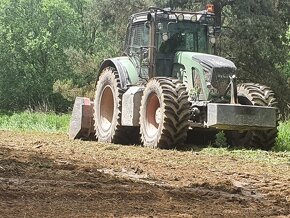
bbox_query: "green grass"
[0,111,70,133]
[199,147,290,165]
[0,111,289,152]
[273,121,290,152]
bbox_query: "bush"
[214,131,228,148]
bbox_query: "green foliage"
[219,0,290,118]
[285,26,290,78]
[227,1,287,68]
[273,121,290,152]
[0,0,289,117]
[52,0,141,102]
[0,111,70,132]
[214,131,228,148]
[0,0,82,111]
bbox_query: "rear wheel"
[94,67,124,143]
[226,83,278,150]
[139,78,190,149]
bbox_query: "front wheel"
[226,83,278,150]
[139,78,190,149]
[94,67,124,143]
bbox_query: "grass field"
[0,111,289,151]
[0,111,70,133]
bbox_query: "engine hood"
[192,53,237,95]
[191,53,236,70]
[174,52,237,100]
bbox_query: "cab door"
[126,22,150,82]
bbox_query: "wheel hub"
[155,107,161,124]
[145,94,160,137]
[100,86,114,131]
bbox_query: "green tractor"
[69,5,278,150]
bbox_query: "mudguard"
[98,57,139,89]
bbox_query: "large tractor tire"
[226,83,278,150]
[139,78,190,149]
[94,67,125,143]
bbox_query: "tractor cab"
[124,6,218,81]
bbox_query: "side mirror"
[147,13,153,21]
[145,21,150,29]
[140,47,149,65]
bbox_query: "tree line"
[0,0,289,117]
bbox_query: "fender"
[98,57,139,89]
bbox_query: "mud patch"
[0,131,289,217]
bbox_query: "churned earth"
[0,131,289,217]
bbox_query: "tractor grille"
[200,60,234,96]
[192,53,237,97]
[211,67,233,95]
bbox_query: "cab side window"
[129,22,149,54]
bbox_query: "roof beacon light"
[206,4,214,13]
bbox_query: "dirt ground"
[0,131,289,217]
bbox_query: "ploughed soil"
[0,131,290,217]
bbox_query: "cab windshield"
[158,21,209,54]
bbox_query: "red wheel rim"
[100,86,114,131]
[145,93,160,137]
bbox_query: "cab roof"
[130,7,214,24]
